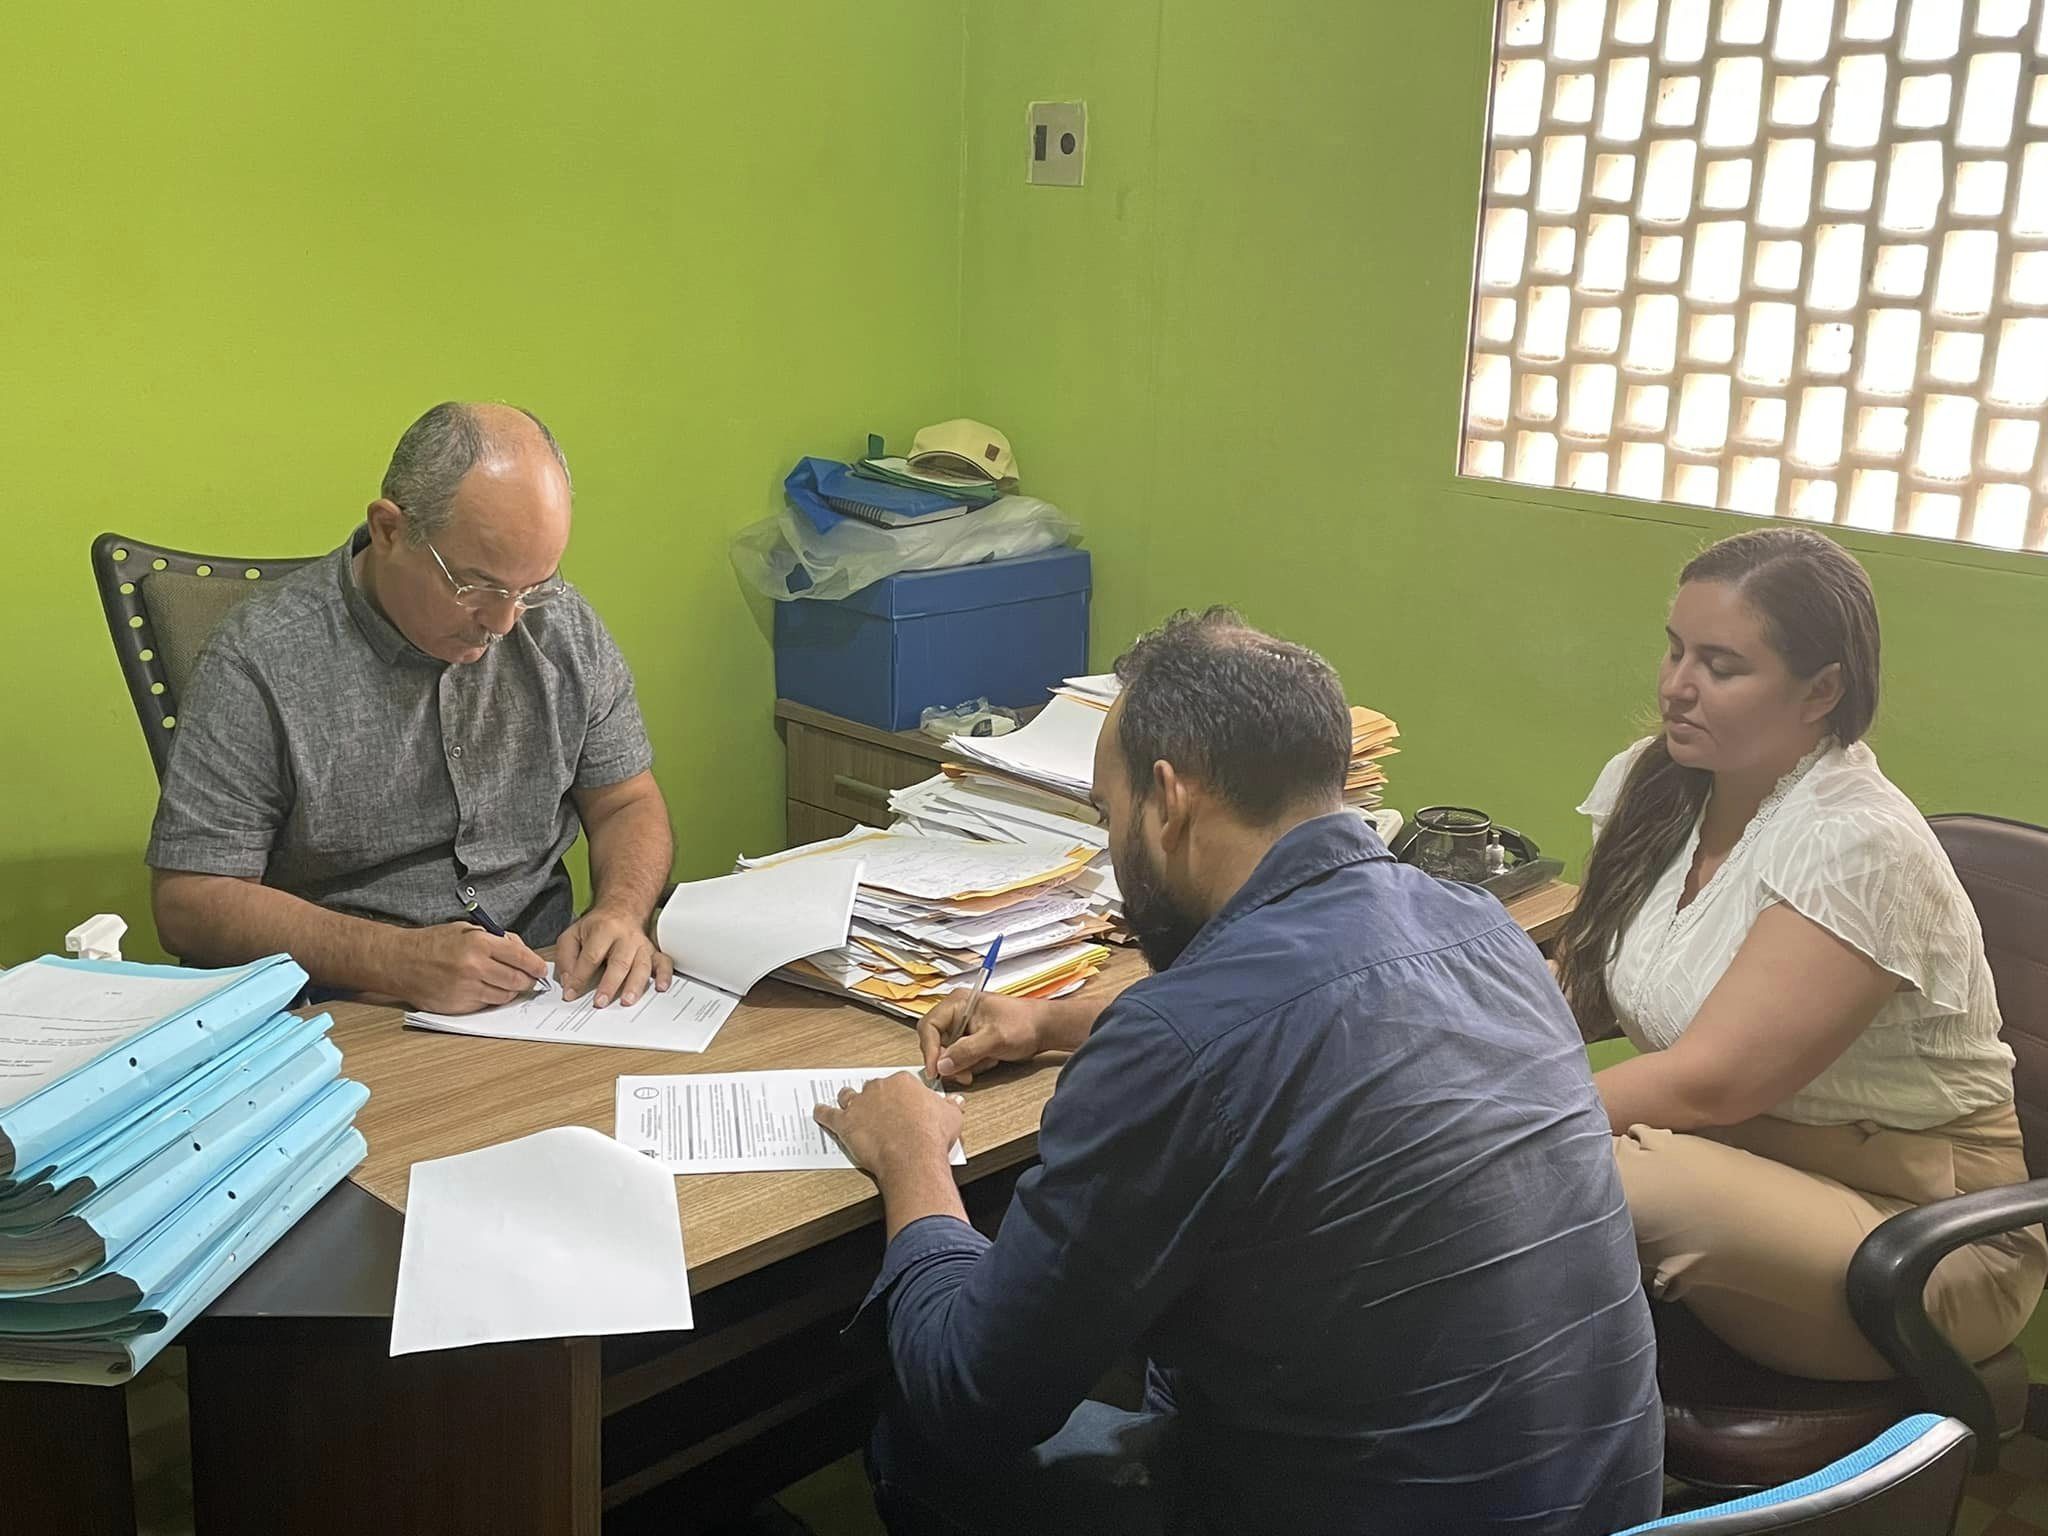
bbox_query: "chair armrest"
[1846,1177,2048,1460]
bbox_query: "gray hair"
[379,402,571,543]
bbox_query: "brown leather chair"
[1656,813,2048,1493]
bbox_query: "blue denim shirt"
[857,814,1661,1535]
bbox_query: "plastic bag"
[730,495,1076,602]
[918,699,1020,740]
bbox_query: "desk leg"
[0,1379,137,1536]
[187,1331,600,1536]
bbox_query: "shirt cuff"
[572,740,655,791]
[843,1214,989,1345]
[144,831,272,880]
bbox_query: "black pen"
[461,895,508,937]
[461,894,552,993]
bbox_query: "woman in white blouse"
[1554,527,2044,1381]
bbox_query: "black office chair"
[90,533,314,780]
[1656,815,2048,1492]
[1616,1415,1973,1534]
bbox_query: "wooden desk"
[335,881,1576,1286]
[8,878,1574,1536]
[342,946,1152,1292]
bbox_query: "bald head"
[380,401,572,546]
[359,402,575,665]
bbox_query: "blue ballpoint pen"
[926,935,1002,1088]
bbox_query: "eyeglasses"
[424,540,567,612]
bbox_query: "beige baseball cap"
[907,418,1018,485]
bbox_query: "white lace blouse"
[1580,738,2015,1129]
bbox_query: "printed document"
[407,965,739,1053]
[407,858,863,1053]
[0,963,244,1112]
[616,1068,967,1174]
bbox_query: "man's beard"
[1116,832,1205,973]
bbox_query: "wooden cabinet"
[774,700,953,848]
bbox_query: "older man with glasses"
[147,402,675,1015]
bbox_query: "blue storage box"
[774,548,1091,730]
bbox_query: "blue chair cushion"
[1615,1414,1949,1533]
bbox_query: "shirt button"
[450,744,464,759]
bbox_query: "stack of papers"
[1052,673,1120,708]
[739,830,1113,1018]
[1047,677,1400,808]
[0,955,366,1383]
[941,693,1106,800]
[896,673,1399,907]
[405,858,864,1054]
[910,690,1126,931]
[1347,706,1401,809]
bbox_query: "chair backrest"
[1615,1414,1972,1534]
[90,533,315,782]
[1931,814,2048,1181]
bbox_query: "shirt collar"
[339,524,431,667]
[1174,811,1395,969]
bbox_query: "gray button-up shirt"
[146,527,654,946]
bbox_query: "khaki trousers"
[1615,1102,2048,1380]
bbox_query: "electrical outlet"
[1027,101,1086,187]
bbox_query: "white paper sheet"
[1059,673,1121,701]
[616,1068,967,1174]
[406,965,738,1053]
[654,858,863,996]
[389,1126,694,1356]
[890,776,1109,850]
[0,963,246,1112]
[945,694,1106,798]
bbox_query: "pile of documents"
[897,667,1401,869]
[946,675,1399,808]
[892,686,1124,949]
[0,954,366,1383]
[738,830,1114,1018]
[1345,706,1400,809]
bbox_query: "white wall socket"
[1027,101,1085,187]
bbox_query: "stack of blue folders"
[0,953,367,1383]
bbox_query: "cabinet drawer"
[785,720,939,826]
[785,799,866,848]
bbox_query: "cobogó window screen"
[1460,0,2048,554]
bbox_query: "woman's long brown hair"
[1554,527,1882,1039]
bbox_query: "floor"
[1960,1431,2048,1535]
[126,1351,2048,1535]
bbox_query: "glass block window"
[1461,0,2048,554]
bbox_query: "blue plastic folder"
[0,1024,345,1290]
[0,1077,368,1318]
[0,1125,366,1381]
[0,1010,337,1229]
[0,952,368,1384]
[0,955,306,1182]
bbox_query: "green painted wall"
[0,2,966,960]
[959,0,2048,873]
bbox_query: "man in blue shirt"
[815,609,1662,1535]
